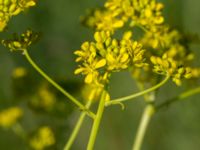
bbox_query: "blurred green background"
[0,0,200,150]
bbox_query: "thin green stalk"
[156,86,200,110]
[64,90,96,150]
[136,24,149,33]
[131,86,200,150]
[106,75,170,107]
[23,50,95,119]
[132,104,155,150]
[87,90,107,150]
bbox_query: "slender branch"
[23,49,95,119]
[106,75,170,107]
[156,86,200,110]
[87,90,107,150]
[136,24,149,33]
[132,104,155,150]
[64,90,96,150]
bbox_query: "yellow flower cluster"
[140,25,200,85]
[141,26,181,49]
[0,0,36,31]
[82,0,164,32]
[80,0,200,87]
[2,29,39,51]
[140,25,194,65]
[74,31,146,86]
[0,107,23,128]
[30,84,56,111]
[30,126,55,150]
[150,54,192,86]
[82,8,124,32]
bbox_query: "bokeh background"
[0,0,200,150]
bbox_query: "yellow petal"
[105,92,110,102]
[9,4,17,13]
[25,1,36,7]
[13,41,21,48]
[123,31,132,40]
[120,53,129,63]
[95,59,106,69]
[106,53,115,63]
[81,42,89,50]
[113,20,124,28]
[94,32,101,43]
[74,68,84,74]
[85,73,93,84]
[12,8,21,15]
[0,21,7,32]
[150,56,157,64]
[155,16,164,24]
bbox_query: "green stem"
[87,90,107,150]
[106,75,170,107]
[64,90,96,150]
[156,86,200,110]
[136,24,149,33]
[23,50,95,119]
[132,104,155,150]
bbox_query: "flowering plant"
[0,0,200,150]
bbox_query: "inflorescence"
[75,0,200,88]
[0,0,36,31]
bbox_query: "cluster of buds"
[150,54,192,86]
[2,29,39,51]
[82,0,164,32]
[74,31,147,86]
[0,0,36,31]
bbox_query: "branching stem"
[64,90,96,150]
[106,75,170,107]
[87,90,107,150]
[23,50,95,119]
[156,86,200,110]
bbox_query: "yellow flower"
[190,68,200,78]
[12,67,27,78]
[30,126,55,150]
[141,26,181,49]
[2,29,39,51]
[82,9,124,32]
[0,107,23,128]
[75,58,106,84]
[30,83,56,111]
[121,32,147,67]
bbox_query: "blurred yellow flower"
[12,67,27,78]
[0,107,23,128]
[30,126,55,150]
